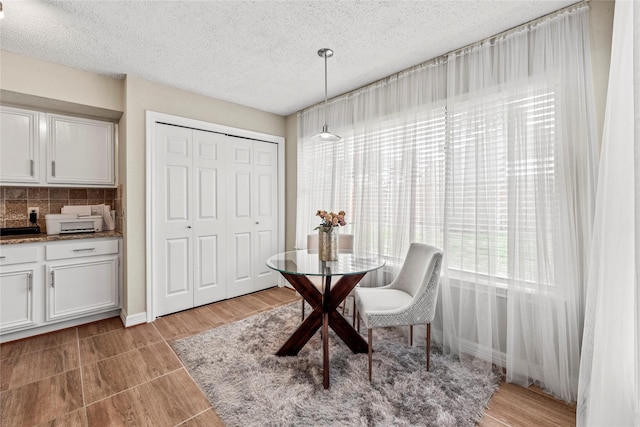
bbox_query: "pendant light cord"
[312,48,342,142]
[323,51,328,127]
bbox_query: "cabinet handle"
[0,256,5,260]
[30,159,34,176]
[52,161,56,177]
[28,272,33,292]
[72,248,96,252]
[50,271,55,288]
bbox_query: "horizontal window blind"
[446,87,557,284]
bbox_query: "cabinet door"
[47,257,119,321]
[0,106,40,184]
[48,114,115,185]
[0,267,38,332]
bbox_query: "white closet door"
[155,124,194,316]
[253,141,279,291]
[152,119,280,316]
[226,138,256,297]
[192,130,227,306]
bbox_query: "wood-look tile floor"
[0,287,576,426]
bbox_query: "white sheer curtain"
[297,60,448,271]
[577,0,640,425]
[441,6,597,402]
[297,3,596,401]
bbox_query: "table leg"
[323,312,329,389]
[328,311,368,353]
[276,310,322,356]
[275,271,370,388]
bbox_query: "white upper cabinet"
[47,114,115,185]
[0,106,40,184]
[0,106,116,187]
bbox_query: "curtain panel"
[577,0,640,425]
[296,4,596,401]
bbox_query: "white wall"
[589,0,615,146]
[122,76,286,315]
[285,113,298,250]
[0,50,123,113]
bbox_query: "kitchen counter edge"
[1,231,123,245]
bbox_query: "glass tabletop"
[266,250,385,276]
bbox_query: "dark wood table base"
[276,272,368,389]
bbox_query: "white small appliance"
[45,213,104,235]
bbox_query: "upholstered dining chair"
[354,242,443,381]
[302,233,354,320]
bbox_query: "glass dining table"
[266,250,385,389]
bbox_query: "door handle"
[187,225,192,229]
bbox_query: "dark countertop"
[0,230,122,245]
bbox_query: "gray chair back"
[388,243,443,323]
[307,233,354,252]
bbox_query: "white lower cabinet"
[47,257,119,321]
[0,237,121,341]
[0,265,40,332]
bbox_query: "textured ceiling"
[0,0,577,116]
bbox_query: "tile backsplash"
[0,186,121,233]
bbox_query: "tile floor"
[0,286,575,426]
[0,287,297,426]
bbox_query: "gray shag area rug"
[171,302,502,427]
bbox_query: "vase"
[318,228,338,261]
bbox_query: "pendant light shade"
[312,48,342,143]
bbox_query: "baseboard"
[120,309,147,328]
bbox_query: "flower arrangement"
[314,210,346,233]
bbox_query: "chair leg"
[368,328,373,382]
[409,325,413,346]
[426,323,431,371]
[301,298,305,320]
[352,298,356,327]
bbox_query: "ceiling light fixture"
[312,48,343,143]
[0,2,5,19]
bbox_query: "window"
[299,84,558,288]
[446,87,557,287]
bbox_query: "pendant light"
[312,48,343,143]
